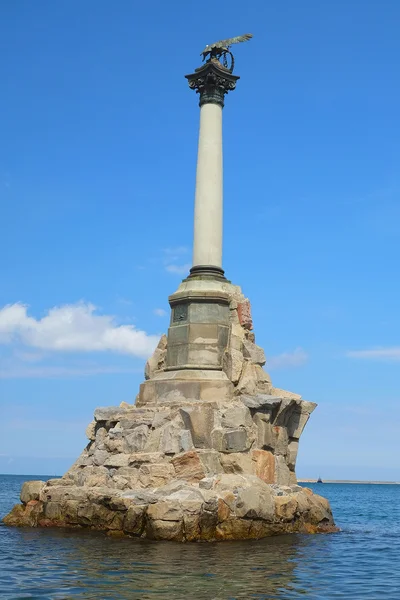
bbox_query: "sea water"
[0,474,399,599]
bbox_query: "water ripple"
[1,476,399,599]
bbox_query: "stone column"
[185,61,239,280]
[193,102,223,270]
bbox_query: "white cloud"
[268,347,308,370]
[346,347,400,361]
[153,308,167,317]
[165,263,191,275]
[0,302,159,358]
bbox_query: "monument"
[4,35,336,540]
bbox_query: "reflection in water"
[8,528,313,599]
[3,478,400,599]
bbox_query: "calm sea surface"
[0,475,399,599]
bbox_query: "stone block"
[220,452,253,475]
[179,430,194,452]
[138,463,175,488]
[145,334,167,380]
[253,416,288,454]
[252,449,275,484]
[187,323,219,343]
[147,500,183,522]
[211,428,250,453]
[44,501,62,521]
[237,300,253,330]
[143,428,162,453]
[189,302,229,324]
[119,410,155,428]
[241,394,282,410]
[123,505,145,535]
[254,365,273,393]
[171,451,206,482]
[274,495,298,521]
[287,439,299,470]
[159,422,181,455]
[235,483,274,522]
[104,454,130,468]
[236,361,258,395]
[220,403,252,429]
[94,406,127,422]
[222,348,244,384]
[124,424,149,453]
[145,518,184,541]
[138,373,233,406]
[242,340,266,366]
[152,410,171,429]
[197,450,223,474]
[85,421,96,441]
[280,401,317,439]
[271,387,302,400]
[92,449,110,466]
[179,404,214,448]
[20,481,46,504]
[275,455,291,486]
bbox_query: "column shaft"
[192,103,223,268]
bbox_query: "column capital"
[185,61,240,108]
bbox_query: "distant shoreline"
[298,479,400,485]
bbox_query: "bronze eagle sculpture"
[201,33,253,73]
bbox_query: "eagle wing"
[208,33,253,49]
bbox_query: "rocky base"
[4,475,337,541]
[3,284,337,541]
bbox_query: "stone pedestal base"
[3,282,337,541]
[138,370,233,406]
[3,395,337,540]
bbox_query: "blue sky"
[1,0,399,480]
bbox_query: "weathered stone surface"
[254,365,273,393]
[235,480,274,521]
[219,403,252,429]
[152,410,170,429]
[222,348,244,384]
[139,463,175,488]
[93,449,110,466]
[104,454,130,468]
[124,424,149,453]
[147,500,183,522]
[179,404,214,448]
[211,428,250,453]
[271,387,302,400]
[145,334,167,380]
[159,421,181,455]
[275,455,291,486]
[220,452,253,474]
[252,449,275,484]
[171,451,206,482]
[3,285,336,541]
[236,361,258,395]
[237,299,253,330]
[274,495,298,521]
[123,505,146,534]
[242,339,266,366]
[94,406,127,422]
[146,518,184,541]
[287,439,299,471]
[240,394,281,410]
[179,429,194,452]
[85,421,96,441]
[20,481,46,504]
[197,450,223,474]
